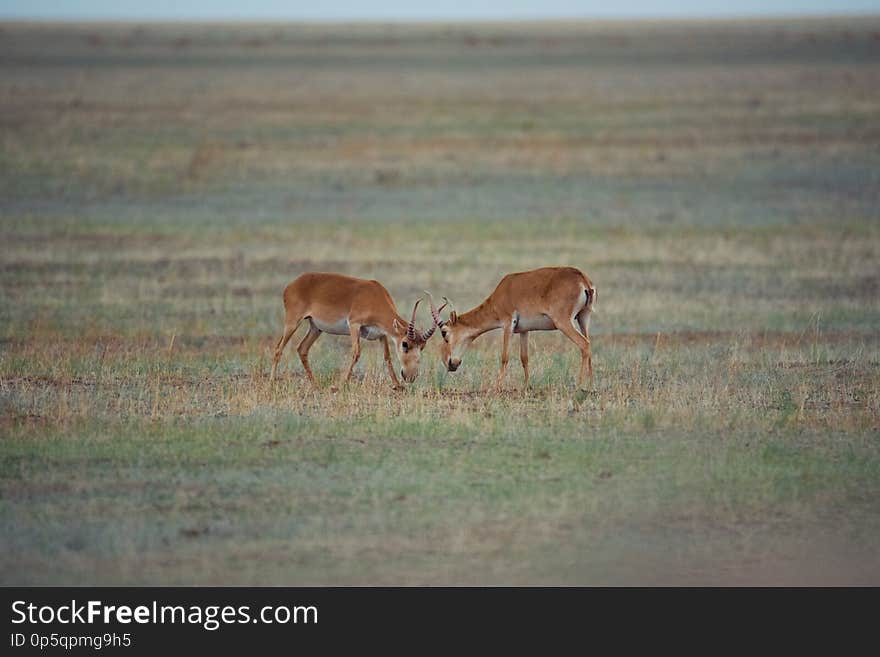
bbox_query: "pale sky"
[0,0,878,21]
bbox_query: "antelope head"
[392,297,444,383]
[426,292,465,372]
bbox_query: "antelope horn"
[421,291,449,340]
[407,297,422,342]
[424,291,449,326]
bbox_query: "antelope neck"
[458,299,505,337]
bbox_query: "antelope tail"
[586,285,597,313]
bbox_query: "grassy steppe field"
[1,19,879,584]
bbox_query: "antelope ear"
[449,311,458,325]
[393,318,404,333]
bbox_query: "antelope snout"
[401,369,416,384]
[447,358,461,372]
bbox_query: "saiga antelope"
[270,272,443,388]
[429,266,596,390]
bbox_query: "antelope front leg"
[338,324,362,387]
[381,335,402,389]
[492,320,514,393]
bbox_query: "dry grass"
[2,328,878,434]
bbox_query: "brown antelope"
[429,266,596,390]
[270,272,443,389]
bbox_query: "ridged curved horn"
[421,291,449,340]
[407,297,422,342]
[424,291,449,326]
